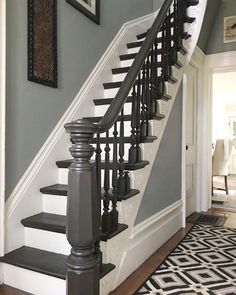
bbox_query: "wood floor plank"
[0,285,31,295]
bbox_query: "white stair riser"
[58,169,68,185]
[43,194,67,215]
[3,264,113,295]
[95,102,132,116]
[42,194,123,217]
[112,73,127,82]
[25,228,70,255]
[127,47,140,54]
[104,79,175,98]
[95,101,165,118]
[120,59,134,68]
[25,228,107,257]
[3,264,66,295]
[58,167,117,187]
[104,87,132,98]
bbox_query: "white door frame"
[0,0,6,276]
[201,51,236,212]
[182,46,205,226]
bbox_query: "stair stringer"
[100,3,208,293]
[4,11,156,254]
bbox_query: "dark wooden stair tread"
[128,26,194,48]
[0,246,114,280]
[103,81,123,89]
[84,114,165,122]
[90,135,158,144]
[94,96,133,105]
[21,213,128,241]
[93,93,171,105]
[159,75,178,84]
[40,184,68,196]
[137,30,191,41]
[56,159,150,170]
[186,0,199,7]
[40,184,140,201]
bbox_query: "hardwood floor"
[0,286,31,295]
[1,208,236,295]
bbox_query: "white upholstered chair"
[212,139,233,195]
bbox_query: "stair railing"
[64,0,191,294]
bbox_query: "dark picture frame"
[28,0,58,88]
[66,0,100,25]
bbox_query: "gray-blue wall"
[153,0,164,11]
[206,0,236,54]
[135,84,183,225]
[6,0,153,198]
[197,0,221,52]
[198,0,236,54]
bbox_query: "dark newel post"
[65,119,100,295]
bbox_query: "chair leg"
[212,176,214,196]
[224,175,229,195]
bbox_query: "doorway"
[211,71,236,211]
[199,51,236,214]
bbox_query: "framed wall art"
[66,0,100,25]
[224,15,236,43]
[28,0,58,88]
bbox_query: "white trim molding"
[182,46,205,223]
[0,0,6,283]
[202,50,236,212]
[114,200,183,287]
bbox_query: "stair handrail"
[64,0,184,294]
[97,0,173,133]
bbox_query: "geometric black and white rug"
[135,224,236,294]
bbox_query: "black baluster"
[146,52,152,120]
[171,0,179,65]
[117,108,126,196]
[111,122,118,230]
[166,10,173,78]
[177,0,184,50]
[129,84,138,164]
[95,133,102,272]
[136,73,142,162]
[140,64,149,138]
[96,133,102,201]
[150,44,156,115]
[101,131,111,235]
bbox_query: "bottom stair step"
[0,246,115,280]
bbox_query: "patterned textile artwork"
[28,0,58,88]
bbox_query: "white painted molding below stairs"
[2,1,207,294]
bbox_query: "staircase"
[1,1,206,294]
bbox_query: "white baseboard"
[113,200,183,288]
[3,264,66,295]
